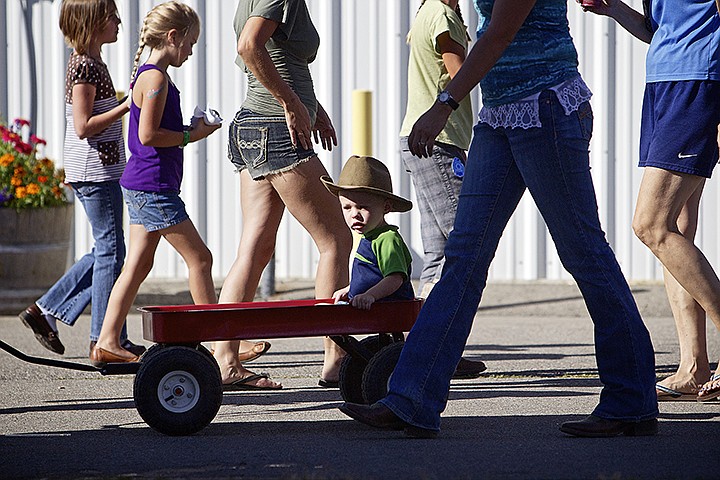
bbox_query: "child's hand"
[350,293,376,310]
[193,121,221,140]
[332,286,350,303]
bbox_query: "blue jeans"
[37,181,127,342]
[400,137,464,293]
[382,92,658,431]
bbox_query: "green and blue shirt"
[349,224,415,302]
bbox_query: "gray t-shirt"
[234,0,319,122]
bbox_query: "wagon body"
[140,298,422,343]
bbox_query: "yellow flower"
[0,153,14,167]
[1,119,67,208]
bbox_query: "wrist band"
[180,129,190,148]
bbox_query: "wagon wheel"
[141,343,219,375]
[361,341,404,404]
[338,336,384,404]
[134,345,222,436]
[139,343,164,362]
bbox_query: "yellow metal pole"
[351,90,372,156]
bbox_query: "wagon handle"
[0,339,140,375]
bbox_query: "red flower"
[29,134,47,145]
[13,118,30,128]
[14,142,32,155]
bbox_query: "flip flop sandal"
[318,378,339,388]
[697,373,720,403]
[237,341,272,363]
[656,383,698,401]
[222,372,282,391]
[209,341,271,362]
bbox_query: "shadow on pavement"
[1,414,718,479]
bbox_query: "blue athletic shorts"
[227,108,317,180]
[122,188,189,232]
[639,80,720,178]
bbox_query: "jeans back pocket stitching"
[236,126,268,169]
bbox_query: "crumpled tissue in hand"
[192,105,223,126]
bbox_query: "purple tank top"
[121,64,184,192]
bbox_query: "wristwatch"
[437,90,459,110]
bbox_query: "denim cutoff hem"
[228,108,317,180]
[122,188,189,232]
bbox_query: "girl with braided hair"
[90,1,220,365]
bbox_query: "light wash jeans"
[382,92,658,432]
[400,137,464,294]
[37,181,126,342]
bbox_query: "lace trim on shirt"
[478,75,593,130]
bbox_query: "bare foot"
[697,373,720,401]
[656,372,706,394]
[221,365,282,389]
[320,359,343,384]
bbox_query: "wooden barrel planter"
[0,204,73,314]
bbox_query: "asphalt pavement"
[0,280,718,479]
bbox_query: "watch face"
[439,92,450,102]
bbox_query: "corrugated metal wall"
[3,0,716,283]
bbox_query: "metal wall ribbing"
[2,0,714,283]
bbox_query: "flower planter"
[0,204,73,313]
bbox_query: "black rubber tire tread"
[338,336,382,404]
[139,343,165,363]
[134,345,222,436]
[361,341,404,404]
[142,343,219,375]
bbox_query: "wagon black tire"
[134,345,222,436]
[338,336,382,404]
[362,341,405,404]
[141,344,219,375]
[140,343,165,362]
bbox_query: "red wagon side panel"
[139,299,423,343]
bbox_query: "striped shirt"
[63,53,126,183]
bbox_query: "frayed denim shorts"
[122,188,189,232]
[228,108,316,180]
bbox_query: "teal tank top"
[475,0,580,108]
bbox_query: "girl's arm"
[409,0,537,157]
[584,0,653,43]
[350,273,405,310]
[237,15,312,150]
[71,83,129,139]
[437,31,466,78]
[133,69,217,147]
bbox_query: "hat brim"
[321,176,412,213]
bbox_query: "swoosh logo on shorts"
[678,153,699,159]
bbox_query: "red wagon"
[2,298,422,436]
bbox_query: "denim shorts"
[122,188,189,232]
[227,108,316,180]
[640,80,720,178]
